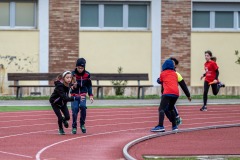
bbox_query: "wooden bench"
[8,73,153,99]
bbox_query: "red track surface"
[0,105,239,160]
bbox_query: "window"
[104,4,123,27]
[0,2,10,26]
[0,0,37,29]
[81,4,98,27]
[215,11,233,28]
[128,5,147,28]
[80,2,150,30]
[239,12,240,28]
[192,2,240,31]
[192,11,210,28]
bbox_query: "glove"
[74,96,80,101]
[157,78,161,84]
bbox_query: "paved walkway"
[0,99,240,106]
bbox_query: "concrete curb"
[0,99,240,106]
[123,123,240,160]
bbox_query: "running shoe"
[151,126,165,132]
[200,105,207,111]
[172,126,178,131]
[218,82,225,88]
[59,128,65,135]
[72,128,77,134]
[176,117,182,126]
[80,125,86,133]
[63,120,69,128]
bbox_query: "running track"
[0,105,240,160]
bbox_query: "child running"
[49,71,80,135]
[151,59,180,132]
[71,58,94,134]
[200,50,225,111]
[158,57,191,126]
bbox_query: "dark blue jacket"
[71,69,93,96]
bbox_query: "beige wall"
[191,32,240,86]
[79,31,152,85]
[0,31,39,94]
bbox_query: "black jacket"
[49,80,74,106]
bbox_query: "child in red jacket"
[151,59,180,132]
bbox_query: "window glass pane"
[215,11,233,28]
[104,4,123,27]
[15,2,35,26]
[81,4,98,27]
[0,2,10,26]
[192,11,210,28]
[128,5,147,27]
[239,12,240,28]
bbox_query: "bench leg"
[16,87,19,99]
[100,87,103,99]
[141,87,145,99]
[137,87,141,99]
[20,87,23,98]
[97,87,100,98]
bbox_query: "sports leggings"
[203,81,220,106]
[51,103,70,129]
[158,95,178,127]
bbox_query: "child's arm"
[177,72,191,101]
[86,74,94,103]
[56,85,75,102]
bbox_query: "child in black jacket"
[49,71,79,135]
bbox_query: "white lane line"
[1,108,240,123]
[35,127,150,160]
[0,129,57,139]
[1,118,240,139]
[0,150,33,159]
[1,106,240,119]
[1,113,240,129]
[35,120,240,160]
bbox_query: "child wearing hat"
[71,58,94,134]
[49,71,80,135]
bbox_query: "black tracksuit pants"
[203,81,220,106]
[51,103,70,129]
[158,95,178,127]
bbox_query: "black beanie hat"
[76,58,86,67]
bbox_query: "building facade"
[0,0,240,96]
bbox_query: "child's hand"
[200,76,204,80]
[90,96,94,103]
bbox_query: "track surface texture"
[0,104,239,160]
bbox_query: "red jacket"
[204,60,218,82]
[160,70,179,96]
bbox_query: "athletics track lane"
[0,105,239,160]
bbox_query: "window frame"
[192,2,240,31]
[80,1,150,31]
[0,0,38,30]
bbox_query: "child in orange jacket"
[151,59,180,132]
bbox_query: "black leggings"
[51,103,70,129]
[203,81,220,106]
[158,95,178,127]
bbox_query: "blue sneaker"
[172,126,178,131]
[151,126,165,132]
